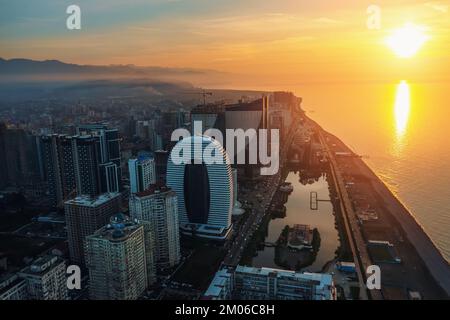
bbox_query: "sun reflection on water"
[392,81,411,157]
[395,80,411,137]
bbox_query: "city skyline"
[1,0,449,306]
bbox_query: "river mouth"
[250,170,340,273]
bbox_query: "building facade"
[128,155,156,194]
[167,135,233,240]
[41,125,121,207]
[0,274,28,300]
[41,134,77,207]
[129,185,180,270]
[18,255,68,300]
[85,213,152,300]
[204,266,336,300]
[64,192,121,267]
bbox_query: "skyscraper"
[41,125,121,207]
[0,124,41,189]
[129,185,180,270]
[73,135,101,197]
[154,150,169,184]
[167,135,233,240]
[41,134,76,207]
[76,124,121,168]
[76,124,121,193]
[64,192,121,267]
[128,155,156,194]
[85,213,153,300]
[99,162,119,193]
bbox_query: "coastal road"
[317,127,373,300]
[357,159,450,297]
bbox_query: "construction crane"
[182,89,213,106]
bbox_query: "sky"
[0,0,449,87]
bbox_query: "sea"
[288,81,450,262]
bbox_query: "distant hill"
[0,57,224,80]
[0,58,265,103]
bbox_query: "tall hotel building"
[85,214,152,300]
[64,192,121,267]
[128,155,156,194]
[167,135,233,240]
[129,185,180,270]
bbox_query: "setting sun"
[386,23,429,58]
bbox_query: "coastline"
[317,124,450,297]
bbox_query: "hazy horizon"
[1,0,449,88]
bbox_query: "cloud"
[425,2,448,13]
[314,17,341,24]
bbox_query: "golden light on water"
[386,23,429,58]
[394,81,411,138]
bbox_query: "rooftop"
[204,268,232,298]
[0,273,26,295]
[135,184,174,198]
[19,255,64,276]
[191,104,226,114]
[90,213,142,242]
[235,265,333,286]
[64,192,121,207]
[225,98,263,112]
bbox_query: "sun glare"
[386,23,429,58]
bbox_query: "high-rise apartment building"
[73,135,102,197]
[85,213,153,300]
[76,124,121,169]
[41,125,121,207]
[167,135,233,240]
[129,185,180,270]
[154,150,169,184]
[41,134,76,207]
[128,155,156,194]
[0,124,41,189]
[18,255,68,300]
[64,192,121,267]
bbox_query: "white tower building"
[167,135,233,240]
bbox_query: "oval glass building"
[167,135,233,240]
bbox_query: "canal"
[250,170,340,272]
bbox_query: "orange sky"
[1,0,449,87]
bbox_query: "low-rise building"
[204,265,336,300]
[18,255,68,300]
[0,274,28,300]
